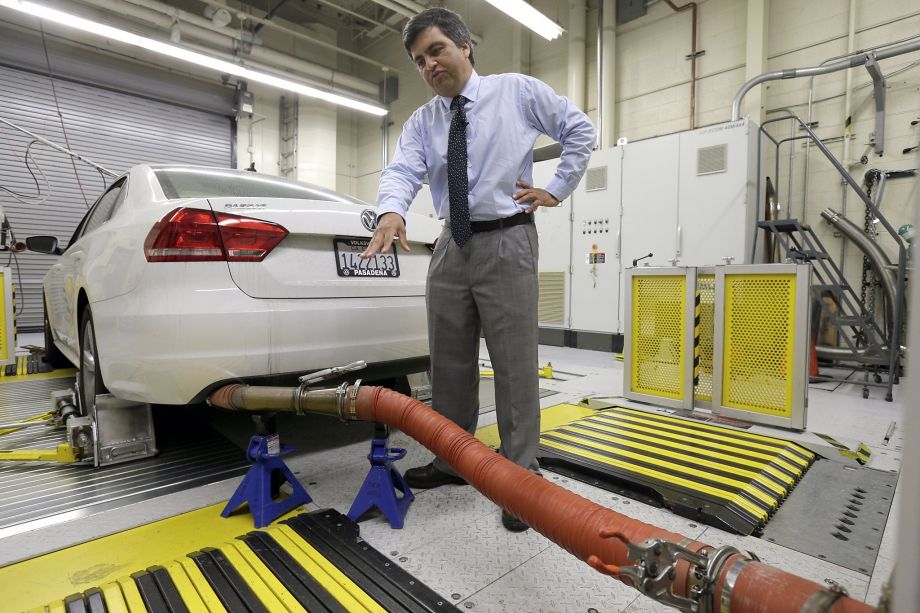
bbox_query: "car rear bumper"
[91,281,429,405]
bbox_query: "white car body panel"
[42,165,439,405]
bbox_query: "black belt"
[469,211,533,233]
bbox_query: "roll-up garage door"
[0,65,232,331]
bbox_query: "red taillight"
[144,207,288,263]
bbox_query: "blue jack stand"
[222,426,312,528]
[347,424,414,528]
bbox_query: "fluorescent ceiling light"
[483,0,564,41]
[0,0,388,116]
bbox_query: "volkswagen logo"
[360,209,377,232]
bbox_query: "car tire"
[78,307,109,415]
[43,298,71,369]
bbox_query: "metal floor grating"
[538,405,816,535]
[0,375,249,539]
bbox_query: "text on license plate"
[334,238,400,277]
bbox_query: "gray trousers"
[427,222,541,475]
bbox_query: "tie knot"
[450,95,468,111]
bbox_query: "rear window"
[154,168,366,204]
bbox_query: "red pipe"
[209,383,874,612]
[664,0,698,130]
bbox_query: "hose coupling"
[800,579,849,613]
[597,533,749,613]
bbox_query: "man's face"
[409,26,472,98]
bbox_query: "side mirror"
[26,235,62,255]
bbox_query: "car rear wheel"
[78,307,109,415]
[43,298,71,369]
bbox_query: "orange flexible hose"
[208,382,874,611]
[352,386,874,613]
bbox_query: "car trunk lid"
[207,197,440,299]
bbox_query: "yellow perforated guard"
[630,275,686,400]
[0,268,9,363]
[694,275,715,402]
[539,405,815,535]
[722,273,796,417]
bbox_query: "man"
[361,7,594,532]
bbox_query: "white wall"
[238,0,919,294]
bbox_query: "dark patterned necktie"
[447,95,472,247]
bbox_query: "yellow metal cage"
[624,267,696,410]
[712,264,811,429]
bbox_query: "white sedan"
[28,165,439,411]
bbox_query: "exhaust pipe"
[820,208,897,338]
[209,383,874,612]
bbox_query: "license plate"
[334,238,400,278]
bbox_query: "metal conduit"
[79,0,381,97]
[208,383,875,613]
[732,38,920,121]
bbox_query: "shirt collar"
[438,70,480,111]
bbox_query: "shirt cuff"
[375,203,408,222]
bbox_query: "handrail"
[757,115,906,401]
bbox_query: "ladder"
[759,218,896,400]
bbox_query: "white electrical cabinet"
[676,119,759,266]
[533,158,573,329]
[569,146,623,334]
[535,119,759,339]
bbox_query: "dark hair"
[403,7,475,67]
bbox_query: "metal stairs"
[758,219,894,399]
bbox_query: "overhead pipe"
[732,38,920,121]
[595,0,603,149]
[599,0,616,149]
[78,0,381,97]
[567,0,587,111]
[362,0,483,44]
[209,382,874,613]
[193,0,402,71]
[663,0,699,130]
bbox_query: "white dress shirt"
[377,70,595,223]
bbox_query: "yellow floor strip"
[116,576,148,612]
[600,409,803,459]
[217,541,296,612]
[562,423,786,496]
[540,437,768,521]
[546,430,777,508]
[48,602,66,613]
[593,411,807,475]
[567,420,793,488]
[98,583,130,613]
[271,525,385,613]
[162,560,212,613]
[475,402,594,449]
[177,557,228,613]
[0,367,76,382]
[226,540,306,613]
[0,501,304,612]
[585,413,802,478]
[616,407,814,466]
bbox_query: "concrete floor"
[0,334,903,611]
